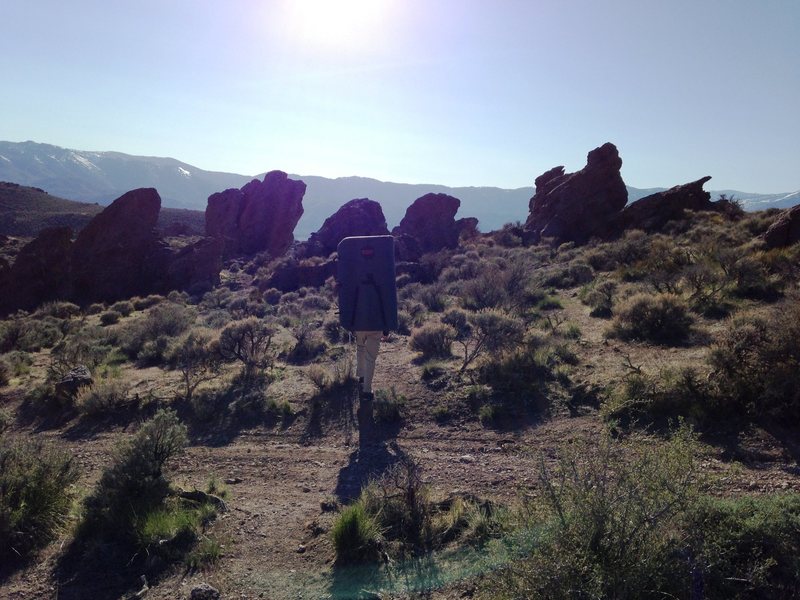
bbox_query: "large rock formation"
[70,188,163,303]
[206,171,305,259]
[0,227,73,313]
[762,205,800,249]
[0,188,226,314]
[163,236,224,295]
[260,257,337,292]
[304,198,389,257]
[524,142,628,244]
[619,176,720,232]
[392,193,477,258]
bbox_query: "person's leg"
[355,331,367,387]
[355,331,381,446]
[361,331,381,394]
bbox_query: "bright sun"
[282,0,396,50]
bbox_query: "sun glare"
[282,0,395,50]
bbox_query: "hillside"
[0,181,205,238]
[3,141,798,239]
[0,182,102,236]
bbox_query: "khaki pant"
[355,331,382,393]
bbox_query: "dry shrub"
[286,321,327,364]
[306,355,355,396]
[0,358,9,387]
[444,308,524,373]
[217,317,277,376]
[79,409,187,545]
[332,456,435,564]
[709,303,800,420]
[132,294,164,311]
[110,301,133,317]
[459,268,510,310]
[416,281,449,312]
[610,292,693,345]
[478,336,565,404]
[35,301,81,319]
[492,425,700,600]
[541,260,595,289]
[99,310,121,326]
[0,436,79,562]
[580,279,617,317]
[603,367,710,430]
[75,379,131,417]
[0,316,63,353]
[305,364,330,392]
[120,302,194,363]
[409,322,455,360]
[323,318,345,343]
[167,331,222,401]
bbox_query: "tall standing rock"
[524,142,628,244]
[618,176,718,232]
[392,193,476,257]
[0,227,73,314]
[70,188,162,303]
[304,198,389,257]
[206,171,306,259]
[0,187,225,313]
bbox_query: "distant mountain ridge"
[1,140,797,239]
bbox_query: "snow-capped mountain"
[0,141,249,209]
[1,140,796,238]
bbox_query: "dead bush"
[167,332,222,401]
[444,308,524,373]
[218,317,277,377]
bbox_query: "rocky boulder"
[392,193,474,257]
[54,365,93,402]
[393,232,423,263]
[304,198,389,257]
[260,257,337,292]
[163,236,224,294]
[189,583,221,600]
[523,142,628,244]
[762,205,800,249]
[619,176,721,232]
[70,188,162,303]
[457,217,479,240]
[206,171,305,259]
[0,227,73,314]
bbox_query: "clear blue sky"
[1,0,798,192]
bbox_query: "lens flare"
[281,0,396,51]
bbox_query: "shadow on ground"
[334,399,405,502]
[172,373,301,446]
[300,380,359,444]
